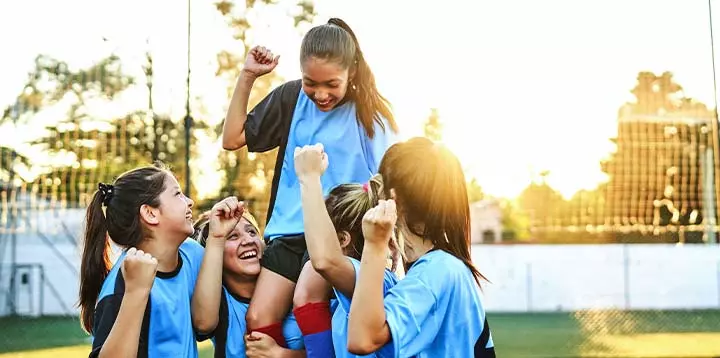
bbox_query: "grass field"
[0,311,718,358]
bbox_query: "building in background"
[470,199,503,244]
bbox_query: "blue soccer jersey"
[383,250,495,357]
[90,239,205,358]
[243,80,398,239]
[333,257,398,358]
[197,288,304,357]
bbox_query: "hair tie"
[98,183,114,207]
[362,182,369,192]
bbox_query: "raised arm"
[191,197,243,334]
[92,249,157,358]
[347,201,396,355]
[222,46,279,150]
[295,144,357,297]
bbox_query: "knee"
[293,283,313,309]
[293,263,314,308]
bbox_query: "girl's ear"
[338,231,351,248]
[139,204,160,226]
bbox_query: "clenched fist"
[294,143,328,179]
[362,200,397,245]
[208,196,244,240]
[122,247,158,296]
[242,46,279,78]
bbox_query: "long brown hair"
[78,165,168,333]
[378,137,487,285]
[300,18,398,138]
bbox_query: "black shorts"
[261,234,310,283]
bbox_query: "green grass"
[199,345,213,358]
[489,310,720,357]
[1,311,720,358]
[0,316,215,357]
[490,312,586,357]
[0,316,88,353]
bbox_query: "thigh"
[293,261,332,308]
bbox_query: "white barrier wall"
[3,243,81,316]
[1,243,718,316]
[473,244,720,312]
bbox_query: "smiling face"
[301,57,353,112]
[155,175,195,240]
[222,217,266,278]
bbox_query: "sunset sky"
[1,0,718,199]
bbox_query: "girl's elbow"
[221,125,246,150]
[192,314,217,334]
[222,137,242,151]
[311,255,344,278]
[347,336,381,356]
[310,257,332,275]
[347,320,391,355]
[346,324,383,355]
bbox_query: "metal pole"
[623,244,631,309]
[526,262,532,312]
[704,147,718,244]
[8,106,18,316]
[708,0,720,244]
[39,265,45,316]
[184,0,192,195]
[716,261,720,307]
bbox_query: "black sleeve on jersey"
[88,273,151,358]
[244,79,302,153]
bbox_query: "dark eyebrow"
[302,76,339,85]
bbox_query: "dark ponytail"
[77,164,169,333]
[78,191,112,333]
[301,18,398,139]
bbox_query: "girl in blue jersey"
[192,200,305,357]
[78,164,205,358]
[291,144,400,357]
[347,137,496,358]
[221,17,398,348]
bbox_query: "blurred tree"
[0,54,138,205]
[517,171,566,233]
[423,108,443,142]
[467,178,485,203]
[2,52,207,207]
[498,199,531,241]
[0,147,29,182]
[563,184,607,227]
